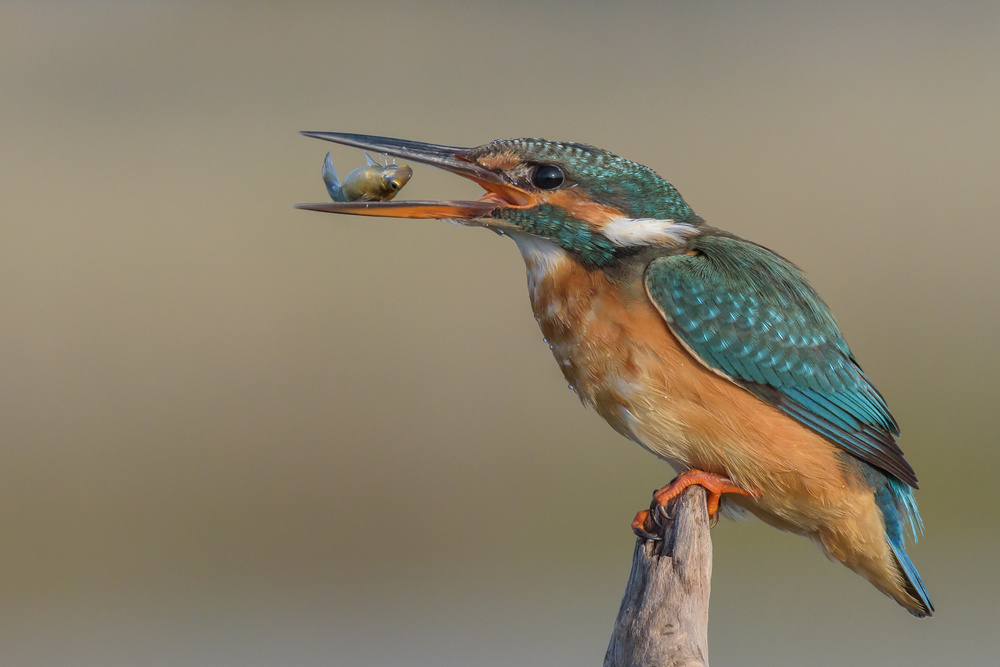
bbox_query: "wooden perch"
[605,485,712,667]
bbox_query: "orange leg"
[631,469,758,539]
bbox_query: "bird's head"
[297,133,703,267]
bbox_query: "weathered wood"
[605,485,711,667]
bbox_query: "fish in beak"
[294,132,535,223]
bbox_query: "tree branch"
[605,485,712,667]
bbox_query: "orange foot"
[631,469,759,539]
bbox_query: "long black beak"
[294,132,533,219]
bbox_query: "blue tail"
[888,538,934,617]
[878,477,934,617]
[322,152,345,202]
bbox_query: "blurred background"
[3,1,999,665]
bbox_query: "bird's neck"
[500,205,618,267]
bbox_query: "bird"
[296,132,933,617]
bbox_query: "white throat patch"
[510,233,569,277]
[602,218,700,247]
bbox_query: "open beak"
[294,132,534,221]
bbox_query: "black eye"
[390,182,399,189]
[532,164,564,189]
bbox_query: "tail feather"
[888,475,924,542]
[876,476,933,617]
[322,152,345,201]
[888,538,934,617]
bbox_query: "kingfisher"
[296,132,933,617]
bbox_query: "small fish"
[322,152,412,202]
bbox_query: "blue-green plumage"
[870,467,934,614]
[645,234,916,487]
[497,204,618,267]
[469,139,697,221]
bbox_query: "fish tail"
[322,152,345,201]
[877,477,934,617]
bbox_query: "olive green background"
[3,1,998,665]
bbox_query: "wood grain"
[605,486,711,667]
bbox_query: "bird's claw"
[634,527,662,541]
[630,469,758,536]
[631,509,663,541]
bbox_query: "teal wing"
[645,234,916,487]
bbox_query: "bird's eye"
[532,164,564,190]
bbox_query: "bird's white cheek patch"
[602,218,700,246]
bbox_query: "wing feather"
[645,235,916,487]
